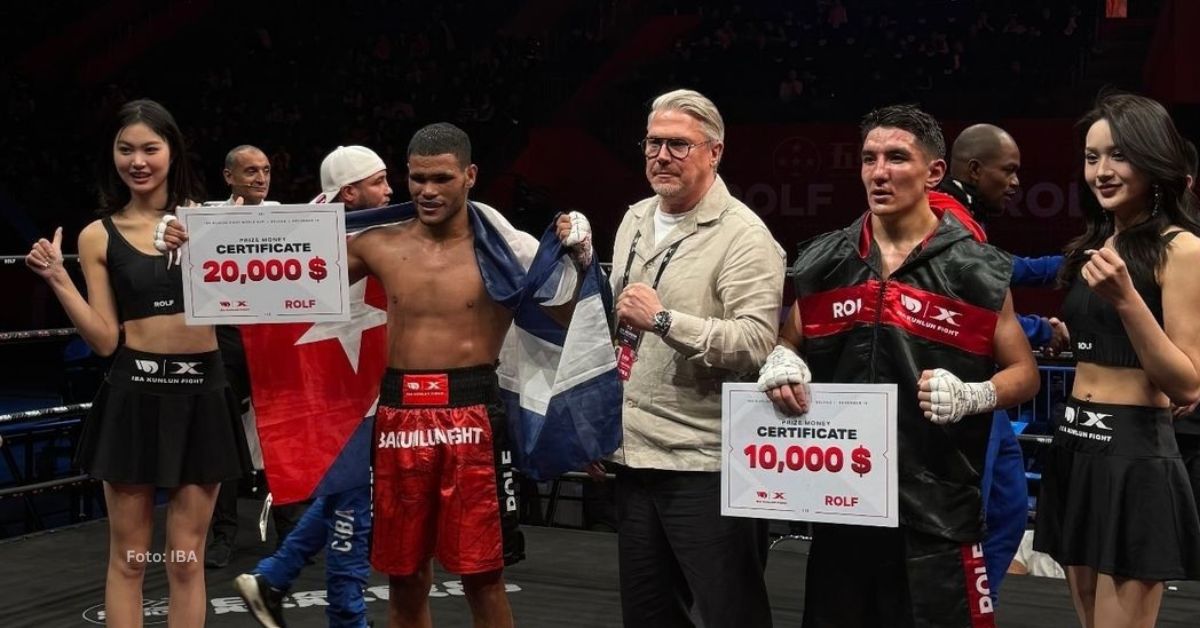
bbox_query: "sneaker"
[234,573,287,628]
[204,538,233,569]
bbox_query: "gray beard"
[651,181,684,198]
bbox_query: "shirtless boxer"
[348,122,590,628]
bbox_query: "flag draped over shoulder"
[242,201,622,504]
[497,210,623,480]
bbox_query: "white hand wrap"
[153,214,177,252]
[562,210,593,267]
[757,345,812,392]
[925,368,997,424]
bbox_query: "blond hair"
[648,89,725,143]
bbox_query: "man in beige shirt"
[606,88,785,627]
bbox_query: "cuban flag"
[490,207,624,480]
[242,201,622,504]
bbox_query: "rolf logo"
[831,298,861,319]
[901,294,923,315]
[501,450,517,512]
[969,544,995,616]
[169,361,203,375]
[153,299,174,308]
[134,360,160,374]
[929,306,961,326]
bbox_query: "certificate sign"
[178,204,351,324]
[721,382,899,527]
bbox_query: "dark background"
[1,0,1197,533]
[3,0,1196,328]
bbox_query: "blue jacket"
[1012,255,1063,287]
[1013,255,1064,346]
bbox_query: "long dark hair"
[97,99,204,215]
[1058,92,1200,287]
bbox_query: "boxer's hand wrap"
[153,214,177,252]
[925,368,996,424]
[757,345,812,392]
[153,214,180,268]
[562,211,593,267]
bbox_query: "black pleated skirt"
[77,347,252,487]
[1034,397,1200,580]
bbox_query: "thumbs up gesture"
[26,227,67,281]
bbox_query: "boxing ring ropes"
[0,252,1070,538]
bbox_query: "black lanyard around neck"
[619,229,681,293]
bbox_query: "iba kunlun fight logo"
[772,136,822,181]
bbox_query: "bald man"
[947,124,1021,214]
[219,145,276,206]
[938,124,1068,603]
[939,124,1066,351]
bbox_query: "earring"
[1152,184,1162,216]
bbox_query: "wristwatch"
[652,310,673,336]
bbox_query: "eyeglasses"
[639,137,712,160]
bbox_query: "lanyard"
[619,230,682,293]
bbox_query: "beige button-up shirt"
[609,176,786,472]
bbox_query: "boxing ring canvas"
[2,502,1198,626]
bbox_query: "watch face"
[654,311,670,333]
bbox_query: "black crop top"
[1061,232,1180,368]
[103,217,185,322]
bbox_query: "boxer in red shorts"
[373,365,520,575]
[347,122,590,627]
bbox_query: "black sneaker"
[234,573,287,628]
[204,538,233,569]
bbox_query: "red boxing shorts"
[371,364,525,576]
